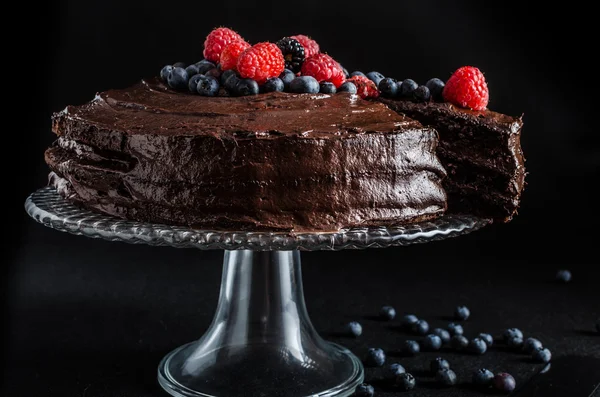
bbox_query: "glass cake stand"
[24,187,491,397]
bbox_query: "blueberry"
[412,319,429,335]
[224,75,241,94]
[493,373,516,393]
[403,340,420,355]
[472,368,494,387]
[379,305,396,321]
[450,335,469,350]
[205,68,221,80]
[173,61,186,68]
[233,78,259,96]
[188,74,205,93]
[399,78,418,97]
[523,337,543,353]
[447,322,464,336]
[433,328,451,344]
[423,334,442,351]
[220,69,238,86]
[454,305,470,321]
[394,372,416,391]
[319,82,337,94]
[185,64,200,77]
[196,75,220,97]
[341,66,350,78]
[262,77,285,93]
[196,61,216,75]
[556,269,572,283]
[430,357,450,373]
[366,71,385,86]
[507,336,524,349]
[478,333,494,347]
[436,368,457,386]
[279,69,296,90]
[503,328,523,342]
[468,337,488,355]
[532,346,552,363]
[290,76,320,93]
[195,59,215,67]
[378,78,398,98]
[401,314,419,329]
[350,71,366,78]
[345,321,362,337]
[160,65,173,82]
[337,81,358,94]
[353,383,374,397]
[365,347,386,367]
[413,85,431,102]
[387,363,406,377]
[167,67,189,90]
[425,77,445,102]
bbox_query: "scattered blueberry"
[532,347,552,363]
[413,85,431,102]
[468,337,488,355]
[353,383,374,397]
[412,319,429,335]
[399,78,418,97]
[196,75,220,97]
[262,77,285,93]
[345,321,363,337]
[196,61,216,75]
[366,71,385,86]
[556,269,572,283]
[337,81,358,94]
[425,77,445,102]
[379,305,396,321]
[366,348,386,367]
[188,74,205,92]
[401,314,419,329]
[387,363,406,377]
[234,78,260,96]
[430,357,450,373]
[173,61,186,68]
[279,69,296,90]
[394,372,416,391]
[378,78,398,98]
[447,323,464,336]
[433,328,451,344]
[220,69,238,86]
[403,340,420,355]
[523,337,543,353]
[160,65,173,82]
[507,336,524,349]
[454,305,470,321]
[503,328,523,342]
[423,334,442,351]
[205,68,221,80]
[478,333,494,347]
[436,368,458,386]
[494,373,516,393]
[290,76,319,93]
[450,335,469,350]
[472,368,495,388]
[167,67,189,90]
[350,71,366,78]
[185,64,200,77]
[319,82,337,94]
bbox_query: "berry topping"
[345,321,362,337]
[195,75,220,97]
[436,368,458,386]
[423,334,442,351]
[319,82,337,94]
[232,78,259,96]
[346,75,379,99]
[279,69,296,90]
[532,346,552,363]
[401,314,419,329]
[167,67,189,91]
[493,373,516,393]
[337,81,358,94]
[220,69,238,85]
[442,65,489,110]
[403,340,420,355]
[425,77,445,102]
[432,328,451,344]
[366,71,385,86]
[365,347,386,367]
[468,337,488,355]
[160,65,173,81]
[220,40,251,72]
[196,60,217,74]
[173,62,186,68]
[503,328,523,342]
[350,71,366,78]
[379,305,396,320]
[472,368,494,387]
[261,77,285,93]
[340,65,349,78]
[523,337,543,353]
[447,322,464,336]
[236,42,285,85]
[290,34,320,58]
[430,357,450,373]
[451,335,469,350]
[188,74,204,92]
[289,76,320,93]
[399,78,418,97]
[413,85,431,102]
[387,363,406,377]
[205,68,221,80]
[276,37,305,73]
[354,383,375,397]
[556,269,572,283]
[454,305,471,321]
[300,53,346,88]
[203,27,245,63]
[394,373,416,391]
[185,64,200,77]
[378,78,398,98]
[478,333,494,347]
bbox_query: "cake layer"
[47,79,447,232]
[378,99,525,222]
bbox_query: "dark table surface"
[4,215,600,397]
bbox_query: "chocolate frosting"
[46,79,447,232]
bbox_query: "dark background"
[5,0,599,396]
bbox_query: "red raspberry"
[291,34,320,58]
[220,40,251,71]
[300,53,346,88]
[347,75,379,99]
[237,42,285,84]
[442,66,489,111]
[203,27,245,63]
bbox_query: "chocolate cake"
[45,79,447,232]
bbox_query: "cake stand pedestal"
[25,187,491,397]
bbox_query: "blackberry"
[276,37,305,74]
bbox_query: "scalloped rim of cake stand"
[24,187,492,251]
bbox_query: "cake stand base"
[157,250,363,397]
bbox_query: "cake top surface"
[55,78,425,139]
